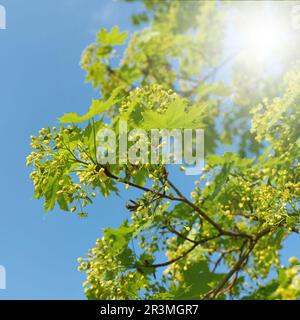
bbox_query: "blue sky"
[0,0,298,300]
[0,0,146,299]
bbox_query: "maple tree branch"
[139,234,221,269]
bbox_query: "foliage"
[27,1,300,299]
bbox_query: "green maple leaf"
[140,98,205,130]
[97,26,128,46]
[59,88,122,123]
[172,260,225,299]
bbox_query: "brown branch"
[166,224,199,244]
[211,247,241,273]
[165,174,255,240]
[103,164,274,292]
[103,166,183,202]
[224,272,238,294]
[211,252,226,273]
[139,234,221,269]
[204,227,272,299]
[141,243,198,268]
[204,240,255,300]
[104,165,268,243]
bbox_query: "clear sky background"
[0,0,297,299]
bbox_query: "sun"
[245,18,287,59]
[233,9,292,64]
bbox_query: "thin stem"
[139,234,221,269]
